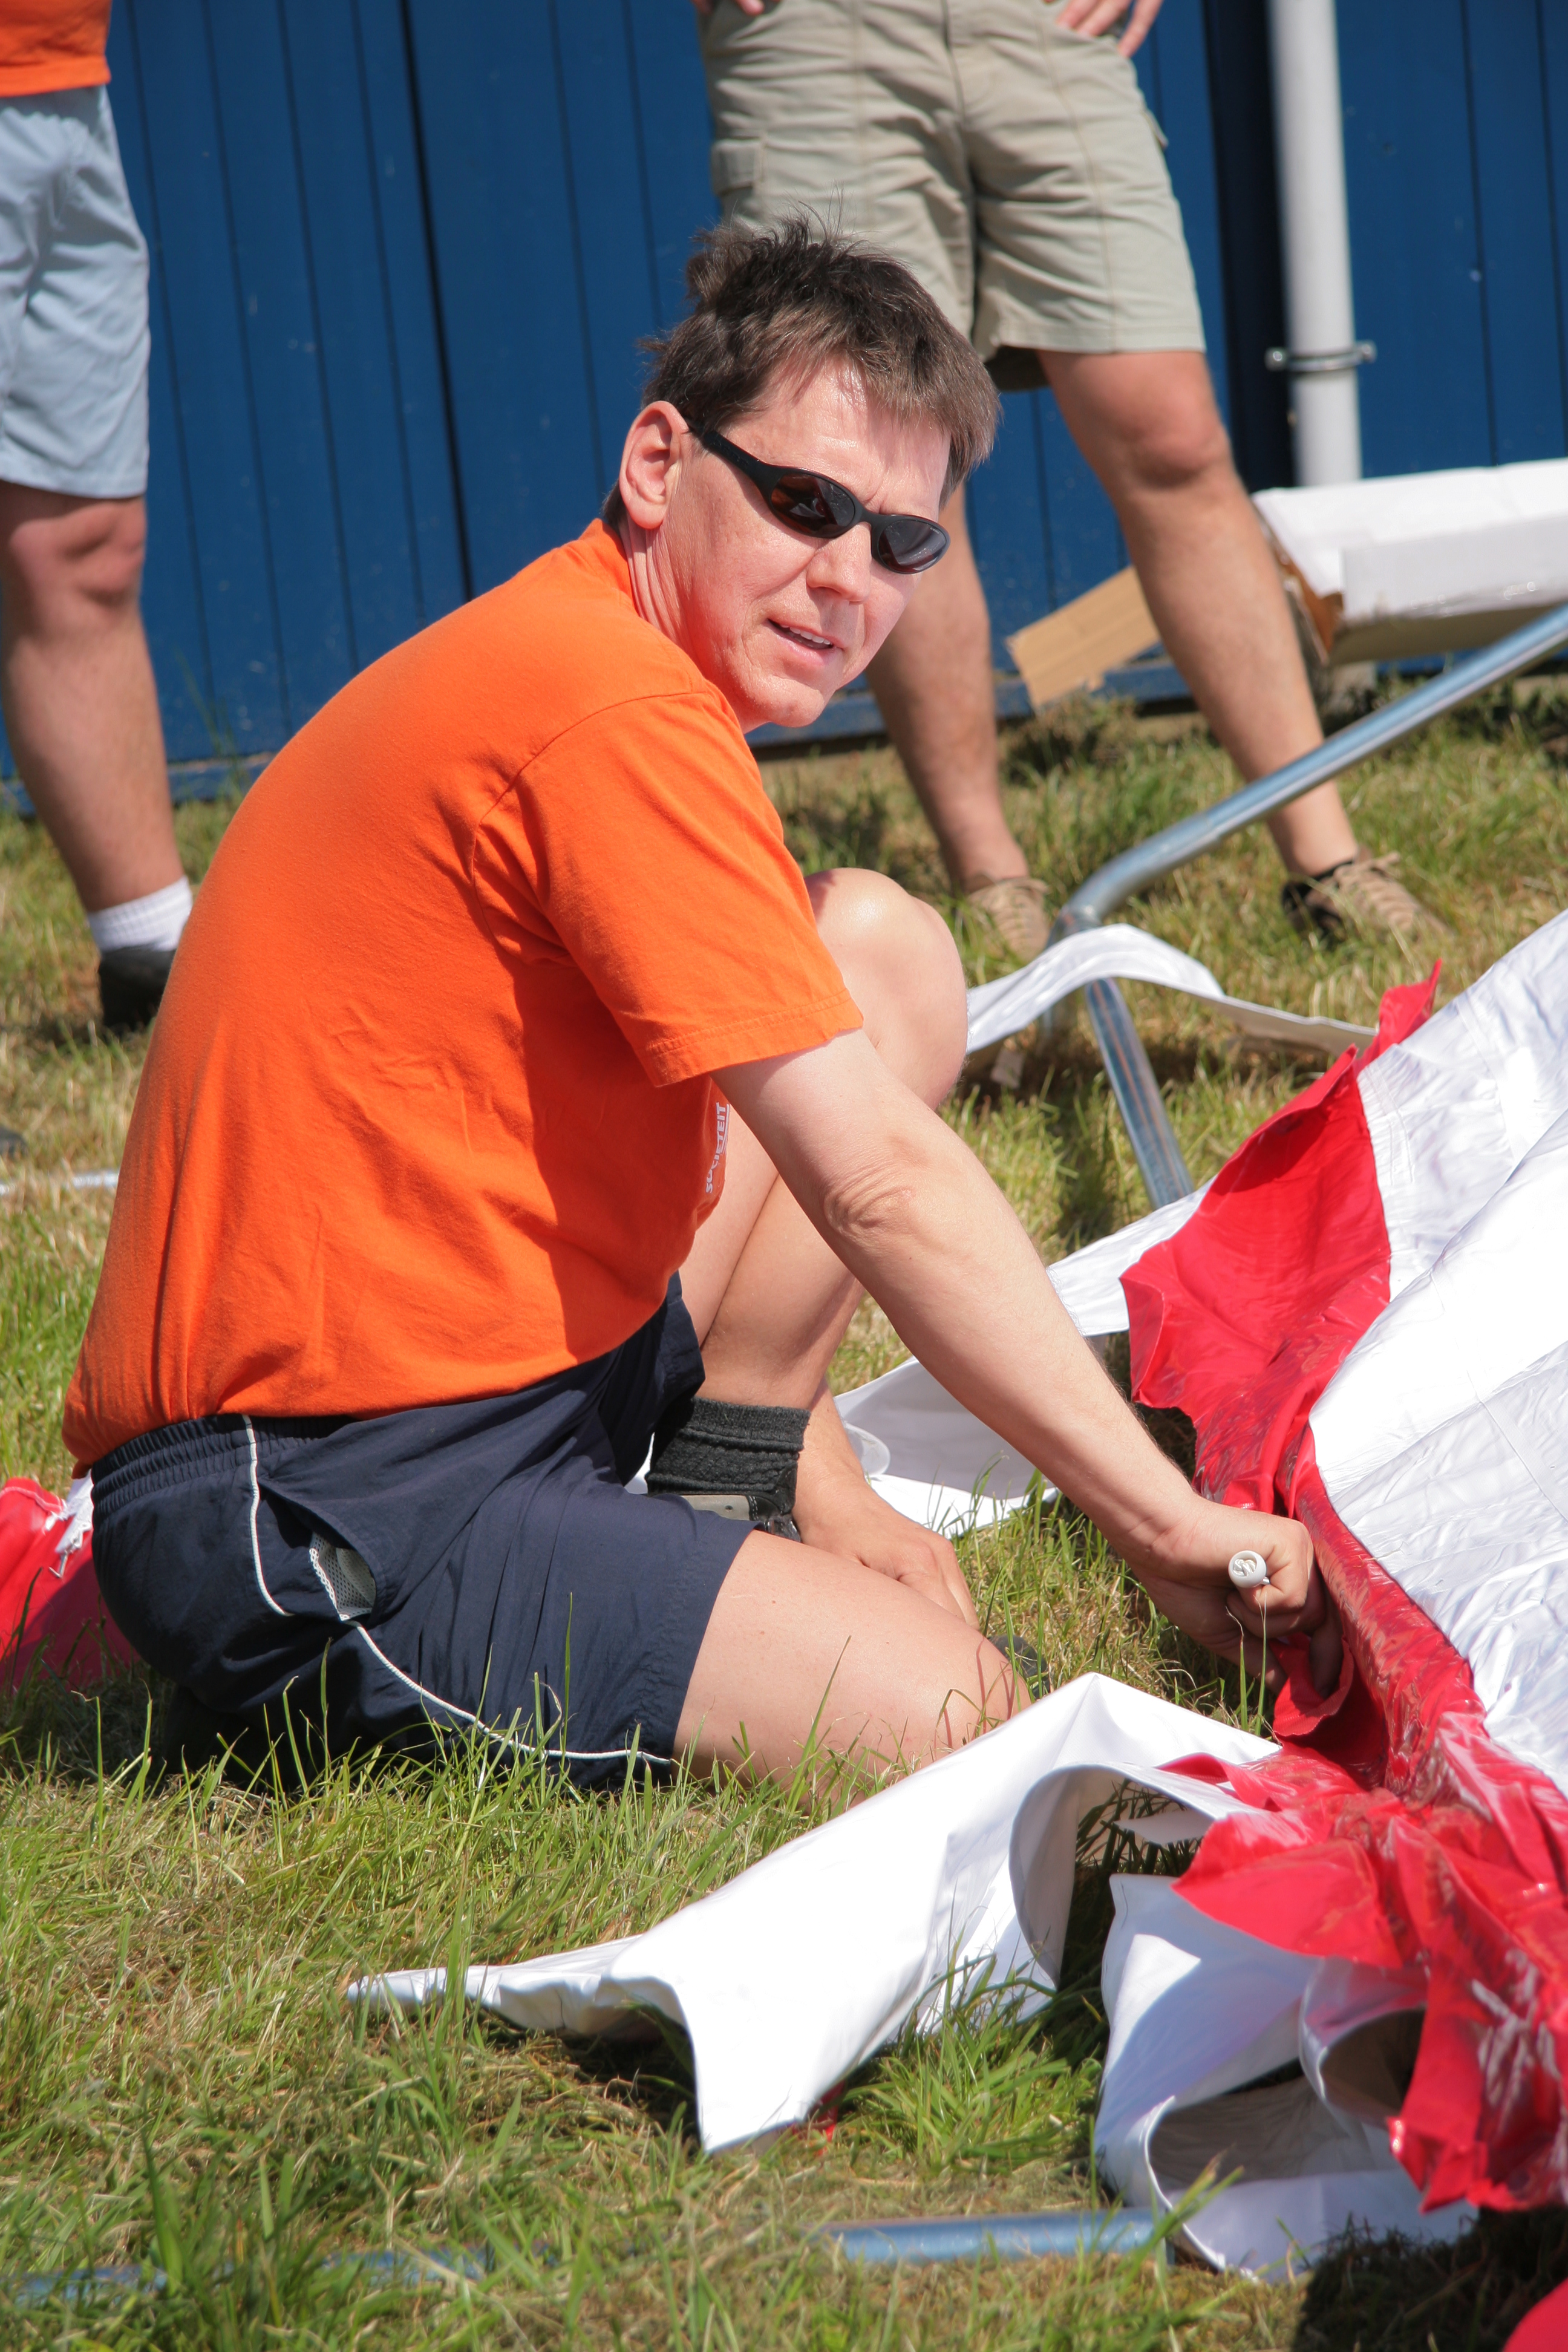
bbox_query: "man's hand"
[1056,0,1164,59]
[1135,1503,1342,1695]
[798,1468,978,1626]
[691,0,766,15]
[792,1385,979,1626]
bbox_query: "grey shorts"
[698,0,1204,386]
[0,88,149,500]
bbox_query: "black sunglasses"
[694,424,950,575]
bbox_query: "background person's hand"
[1056,0,1164,60]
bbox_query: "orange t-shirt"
[0,1,111,94]
[64,523,861,1465]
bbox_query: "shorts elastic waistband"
[93,1411,345,1517]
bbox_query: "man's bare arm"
[718,1027,1334,1679]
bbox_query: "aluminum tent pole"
[1047,601,1568,1208]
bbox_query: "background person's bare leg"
[675,866,1022,1779]
[1037,349,1354,878]
[0,485,186,1022]
[863,489,1029,893]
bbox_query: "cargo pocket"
[710,136,760,204]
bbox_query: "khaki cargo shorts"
[0,89,149,498]
[697,0,1204,388]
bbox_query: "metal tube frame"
[1048,601,1568,1208]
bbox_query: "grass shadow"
[1295,2207,1568,2351]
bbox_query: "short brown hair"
[603,217,998,529]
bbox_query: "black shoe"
[0,1127,24,1160]
[999,1633,1045,1693]
[99,944,176,1033]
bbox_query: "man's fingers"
[1308,1598,1344,1696]
[901,1550,979,1628]
[1226,1520,1314,1617]
[929,1537,979,1627]
[1231,1549,1323,1633]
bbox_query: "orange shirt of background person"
[0,0,111,96]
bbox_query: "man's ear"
[619,403,687,535]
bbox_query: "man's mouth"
[768,619,840,655]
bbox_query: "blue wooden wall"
[4,0,1562,776]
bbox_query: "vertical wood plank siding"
[7,0,1558,777]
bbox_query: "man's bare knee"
[806,867,967,1103]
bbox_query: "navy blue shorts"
[89,1279,746,1785]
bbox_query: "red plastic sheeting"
[1125,972,1568,2212]
[1504,2279,1568,2352]
[0,1478,132,1693]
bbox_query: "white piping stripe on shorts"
[243,1414,290,1619]
[351,1625,672,1768]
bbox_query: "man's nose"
[805,521,875,602]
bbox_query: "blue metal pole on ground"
[817,2209,1158,2266]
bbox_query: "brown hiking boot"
[964,874,1050,963]
[1281,848,1448,944]
[961,876,1050,1091]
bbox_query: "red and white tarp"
[365,910,1568,2267]
[0,1475,127,1694]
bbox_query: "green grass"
[2,685,1567,2344]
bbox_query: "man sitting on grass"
[65,223,1325,1785]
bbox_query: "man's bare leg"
[863,489,1027,892]
[675,1534,1018,1784]
[1039,350,1355,878]
[674,867,1023,1780]
[0,485,182,912]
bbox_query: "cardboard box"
[1005,567,1158,710]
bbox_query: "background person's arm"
[717,1027,1334,1682]
[692,0,1163,52]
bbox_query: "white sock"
[87,876,192,956]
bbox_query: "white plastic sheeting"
[357,1677,1261,2141]
[1315,915,1568,1798]
[1354,909,1568,1301]
[357,1674,1470,2270]
[354,936,1568,2271]
[1097,1877,1471,2272]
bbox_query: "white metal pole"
[1266,0,1366,486]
